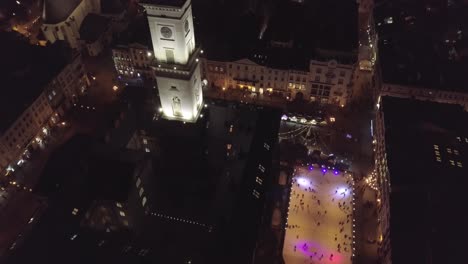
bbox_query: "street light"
[112,85,119,92]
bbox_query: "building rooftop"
[380,96,468,263]
[79,13,110,43]
[42,0,82,24]
[139,0,187,7]
[0,32,73,134]
[195,0,358,68]
[375,1,468,91]
[101,0,126,15]
[116,0,357,69]
[114,15,152,48]
[7,95,281,263]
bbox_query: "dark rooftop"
[139,0,187,7]
[380,96,468,263]
[79,13,110,43]
[0,32,73,134]
[193,0,357,69]
[375,0,468,91]
[101,0,126,14]
[43,0,82,24]
[6,94,281,263]
[114,15,152,48]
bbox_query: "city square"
[283,166,355,264]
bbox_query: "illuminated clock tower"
[141,0,203,122]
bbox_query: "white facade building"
[203,58,354,106]
[141,0,203,123]
[41,0,101,49]
[0,52,89,174]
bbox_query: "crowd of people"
[284,168,354,264]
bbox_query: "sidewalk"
[353,180,379,264]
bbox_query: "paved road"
[205,87,287,109]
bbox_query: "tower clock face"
[184,20,189,33]
[160,27,173,38]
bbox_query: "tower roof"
[43,0,82,24]
[139,0,187,7]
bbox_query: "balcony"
[151,47,202,80]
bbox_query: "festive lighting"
[364,169,378,191]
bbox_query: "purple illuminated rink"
[283,165,354,264]
[295,239,344,263]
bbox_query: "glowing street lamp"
[112,85,119,92]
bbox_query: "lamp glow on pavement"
[297,177,310,187]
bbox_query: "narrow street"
[0,47,122,257]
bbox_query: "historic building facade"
[0,52,89,174]
[203,58,354,106]
[41,0,101,49]
[140,0,203,122]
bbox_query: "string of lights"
[364,169,378,191]
[150,212,212,232]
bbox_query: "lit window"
[258,164,265,172]
[433,145,439,149]
[263,143,270,150]
[143,139,148,145]
[256,176,263,185]
[226,144,232,150]
[436,157,441,162]
[447,148,452,154]
[434,150,440,156]
[457,162,463,168]
[72,208,79,215]
[116,202,122,208]
[145,147,150,153]
[454,149,459,155]
[252,189,260,198]
[119,211,126,217]
[142,197,147,206]
[70,234,78,241]
[229,125,234,133]
[136,178,141,188]
[450,160,455,166]
[139,187,144,197]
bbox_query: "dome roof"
[43,0,82,24]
